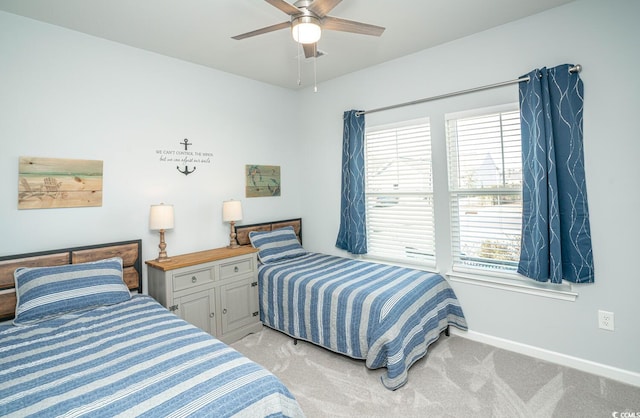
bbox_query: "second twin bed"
[237,218,467,390]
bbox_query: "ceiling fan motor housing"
[294,0,314,7]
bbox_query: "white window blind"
[364,120,435,264]
[446,105,522,271]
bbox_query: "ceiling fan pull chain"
[313,44,318,93]
[297,44,302,86]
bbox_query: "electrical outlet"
[598,310,614,331]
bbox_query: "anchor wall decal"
[177,165,196,175]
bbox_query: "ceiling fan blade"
[302,43,318,59]
[231,21,291,40]
[322,16,385,37]
[265,0,301,16]
[307,0,342,18]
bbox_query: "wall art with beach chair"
[18,156,103,209]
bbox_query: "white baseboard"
[450,328,640,388]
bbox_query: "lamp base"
[228,220,240,248]
[157,229,171,262]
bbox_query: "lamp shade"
[222,200,243,222]
[291,16,321,44]
[149,203,174,230]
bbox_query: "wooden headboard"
[0,239,142,321]
[235,218,302,247]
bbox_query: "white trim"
[365,116,430,131]
[451,328,640,388]
[448,270,578,301]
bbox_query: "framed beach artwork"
[18,156,103,209]
[245,164,281,197]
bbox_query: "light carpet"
[231,327,640,417]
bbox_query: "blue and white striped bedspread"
[259,253,467,390]
[0,295,304,418]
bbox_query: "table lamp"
[149,203,174,261]
[222,200,242,248]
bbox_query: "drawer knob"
[191,276,197,283]
[209,312,215,318]
[234,266,239,273]
[223,308,228,314]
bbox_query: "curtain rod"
[356,64,582,116]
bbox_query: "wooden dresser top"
[145,246,257,271]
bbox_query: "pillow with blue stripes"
[13,257,131,326]
[249,226,307,264]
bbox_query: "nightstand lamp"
[149,203,174,262]
[222,199,242,249]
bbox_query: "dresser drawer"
[173,268,213,292]
[220,257,253,280]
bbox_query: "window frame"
[446,103,523,274]
[362,117,436,268]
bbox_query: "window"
[364,119,435,265]
[446,105,522,272]
[362,105,574,299]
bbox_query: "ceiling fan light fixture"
[291,16,321,44]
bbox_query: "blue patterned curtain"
[336,110,367,254]
[518,64,594,284]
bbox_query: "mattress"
[258,252,467,390]
[0,295,304,417]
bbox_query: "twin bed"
[236,218,467,390]
[0,240,303,417]
[0,218,467,416]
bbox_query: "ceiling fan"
[231,0,385,58]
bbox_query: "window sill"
[447,269,578,302]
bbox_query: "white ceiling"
[0,0,575,90]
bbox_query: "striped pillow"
[13,257,131,326]
[249,226,307,264]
